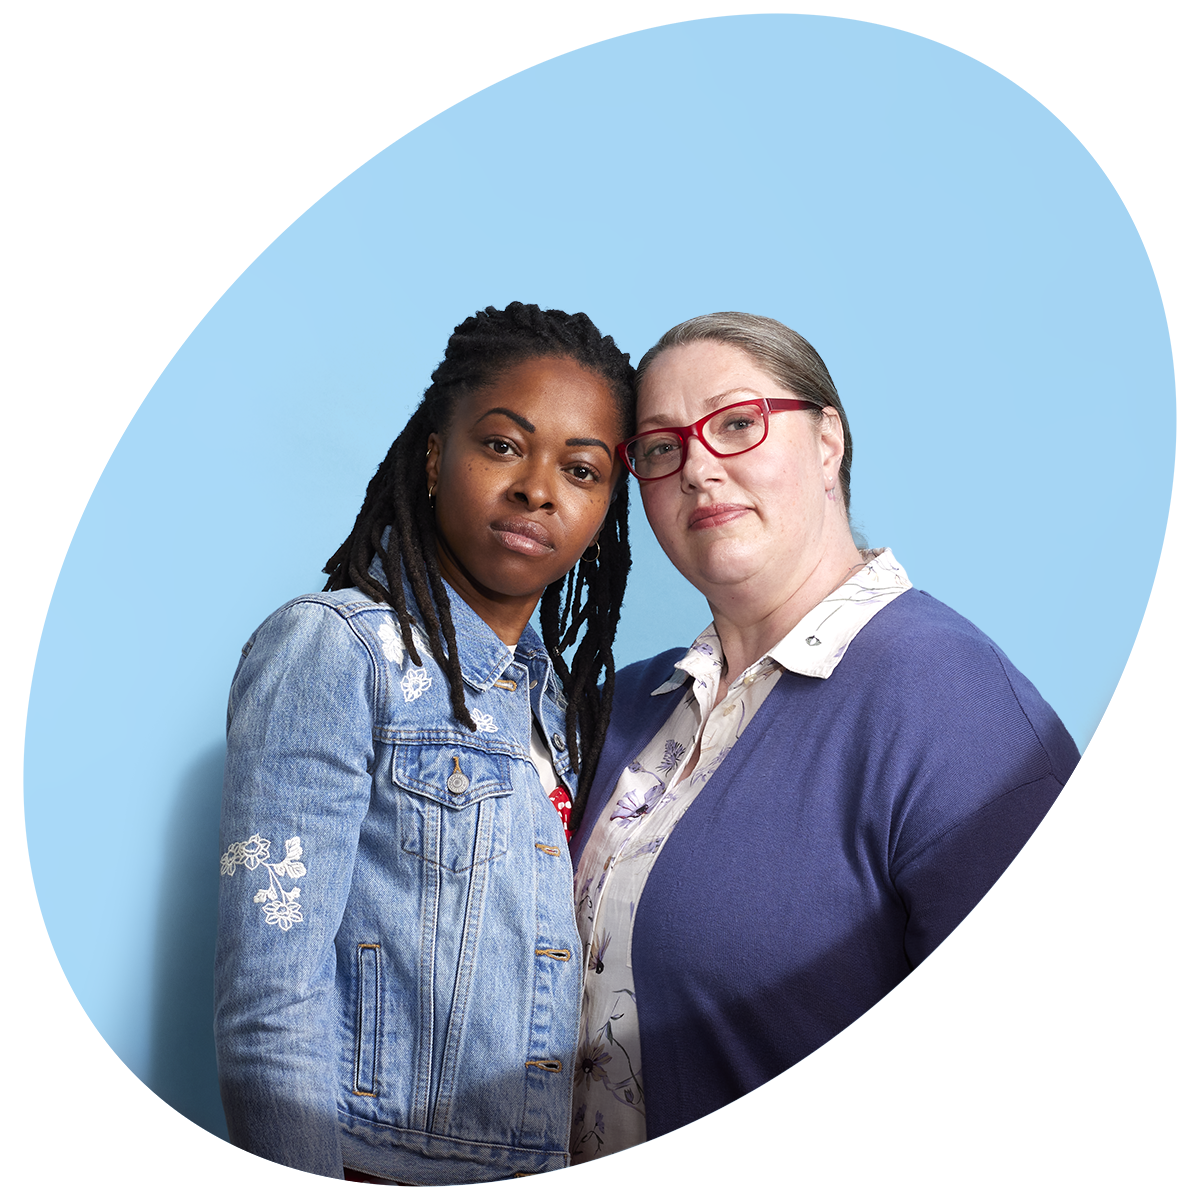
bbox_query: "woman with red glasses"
[566,312,1079,1163]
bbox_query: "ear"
[425,432,442,498]
[818,407,845,479]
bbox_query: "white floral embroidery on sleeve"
[220,834,307,931]
[470,707,498,732]
[400,666,433,702]
[378,621,405,665]
[241,833,272,868]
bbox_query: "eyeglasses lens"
[627,432,683,479]
[627,403,769,479]
[704,403,767,454]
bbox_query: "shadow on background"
[148,741,229,1140]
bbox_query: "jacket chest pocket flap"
[392,744,512,872]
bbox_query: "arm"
[893,774,1064,968]
[214,598,376,1178]
[885,617,1080,969]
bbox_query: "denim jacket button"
[552,733,566,752]
[447,756,470,795]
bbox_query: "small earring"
[580,543,600,565]
[427,486,435,503]
[824,477,836,501]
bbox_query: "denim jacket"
[214,572,583,1183]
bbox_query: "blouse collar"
[651,548,911,694]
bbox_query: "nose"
[677,432,725,490]
[510,456,556,510]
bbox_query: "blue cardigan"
[574,588,1079,1140]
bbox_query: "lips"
[688,504,749,531]
[491,517,555,555]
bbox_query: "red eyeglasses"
[617,398,823,481]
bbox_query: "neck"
[434,539,541,646]
[708,535,865,697]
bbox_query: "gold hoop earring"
[580,543,600,565]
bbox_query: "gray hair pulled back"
[635,312,853,513]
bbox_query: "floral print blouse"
[570,549,911,1163]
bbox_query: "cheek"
[638,484,679,542]
[743,443,815,502]
[579,490,615,538]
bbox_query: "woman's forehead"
[637,341,785,422]
[464,356,615,415]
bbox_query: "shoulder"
[226,592,396,742]
[848,588,1018,687]
[837,588,1079,781]
[855,587,996,658]
[231,590,411,706]
[242,588,402,656]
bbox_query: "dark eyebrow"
[474,406,535,432]
[474,407,613,461]
[566,438,613,461]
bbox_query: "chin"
[680,549,764,594]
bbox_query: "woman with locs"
[214,302,635,1183]
[567,312,1079,1161]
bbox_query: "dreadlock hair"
[323,301,636,819]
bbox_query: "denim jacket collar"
[367,548,527,692]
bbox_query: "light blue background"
[25,16,1173,1140]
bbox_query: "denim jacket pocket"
[392,742,513,872]
[354,943,382,1097]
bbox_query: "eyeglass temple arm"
[763,398,824,413]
